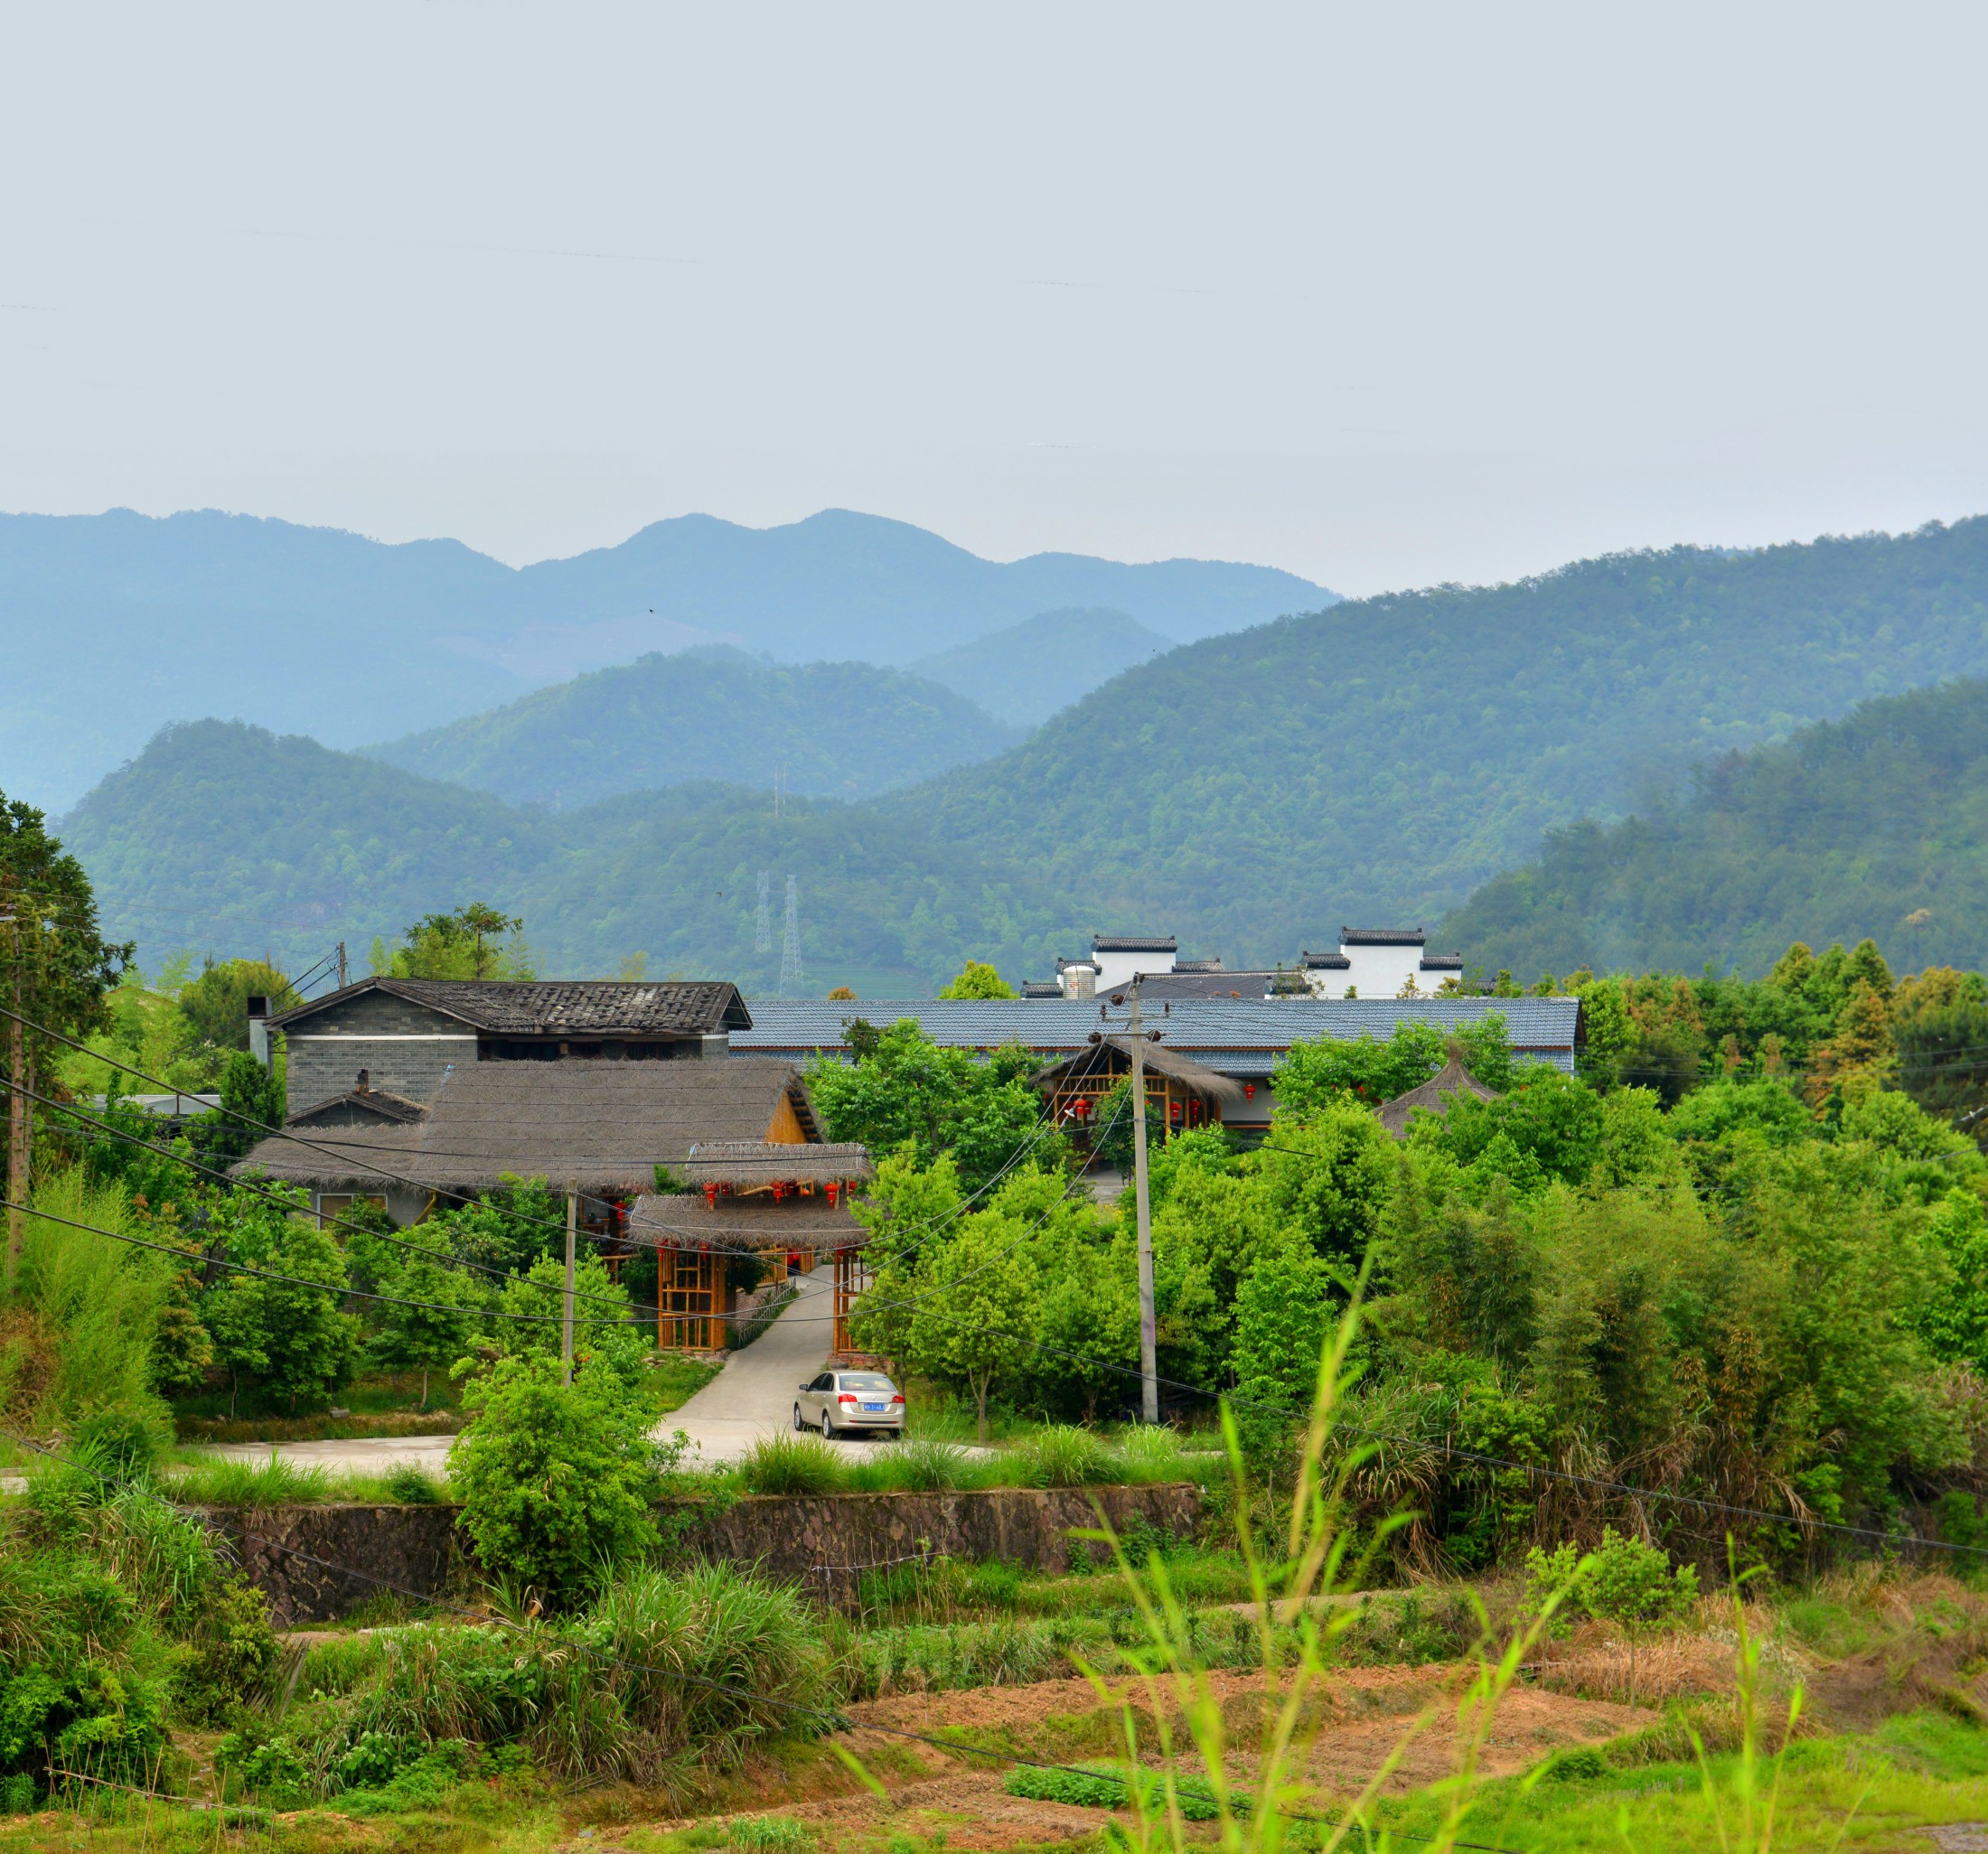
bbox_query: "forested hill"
[909,608,1174,727]
[899,520,1988,955]
[62,720,1076,993]
[367,650,1022,806]
[1439,677,1988,979]
[0,505,1323,813]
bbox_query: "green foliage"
[177,958,298,1053]
[202,1205,360,1413]
[377,901,533,980]
[450,1353,661,1604]
[1274,1016,1514,1112]
[1228,1239,1335,1465]
[492,1250,649,1390]
[936,960,1016,999]
[429,1175,567,1275]
[189,1048,286,1164]
[1580,1526,1699,1632]
[726,1816,817,1852]
[367,1247,484,1406]
[1444,677,1988,978]
[1003,1760,1220,1820]
[1419,1066,1607,1196]
[808,1020,1054,1195]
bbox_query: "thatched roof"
[271,978,752,1035]
[679,1141,875,1189]
[1376,1058,1498,1139]
[1031,1035,1247,1110]
[232,1059,822,1196]
[624,1191,868,1253]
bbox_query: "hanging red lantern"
[1244,1082,1255,1100]
[703,1183,718,1209]
[827,1181,840,1208]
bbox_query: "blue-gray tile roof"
[732,996,1580,1073]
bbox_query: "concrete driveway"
[191,1270,869,1478]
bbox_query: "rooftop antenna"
[755,871,773,955]
[779,875,803,998]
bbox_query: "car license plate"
[863,1402,886,1413]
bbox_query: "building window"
[317,1193,387,1229]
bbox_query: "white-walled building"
[1299,929,1465,999]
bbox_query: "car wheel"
[821,1411,835,1441]
[792,1404,803,1432]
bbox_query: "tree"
[370,1249,485,1406]
[906,1214,1037,1443]
[451,1353,661,1604]
[937,961,1015,1000]
[201,1207,361,1412]
[1806,979,1899,1111]
[0,791,131,1270]
[1228,1238,1335,1469]
[374,904,533,980]
[1577,1528,1698,1708]
[177,959,299,1053]
[192,1050,286,1165]
[494,1250,649,1390]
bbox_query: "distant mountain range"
[368,648,1024,806]
[51,517,1988,988]
[0,506,1327,811]
[1439,677,1988,978]
[910,609,1175,729]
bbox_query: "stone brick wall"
[285,991,477,1108]
[199,1482,1203,1625]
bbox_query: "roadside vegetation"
[13,788,1988,1845]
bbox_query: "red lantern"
[827,1181,840,1208]
[703,1183,718,1208]
[1244,1082,1255,1100]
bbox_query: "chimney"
[247,995,271,1068]
[356,1068,371,1094]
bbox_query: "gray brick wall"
[283,994,475,1110]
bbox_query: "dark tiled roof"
[1020,981,1063,998]
[1301,951,1353,969]
[1419,954,1465,970]
[1340,928,1425,946]
[1135,971,1275,1000]
[1172,958,1224,974]
[1092,934,1177,952]
[234,1059,818,1195]
[272,978,753,1036]
[625,1192,867,1253]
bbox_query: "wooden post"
[1128,986,1158,1426]
[561,1181,577,1385]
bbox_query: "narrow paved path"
[188,1270,870,1476]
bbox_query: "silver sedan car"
[794,1369,905,1438]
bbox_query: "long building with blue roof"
[732,995,1584,1134]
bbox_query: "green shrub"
[173,1575,279,1725]
[71,1401,172,1481]
[1003,1760,1220,1821]
[727,1815,817,1852]
[385,1462,445,1504]
[736,1434,850,1497]
[451,1353,661,1604]
[1011,1425,1119,1488]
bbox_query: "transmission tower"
[778,875,803,997]
[755,870,772,953]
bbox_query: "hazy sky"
[4,4,1986,595]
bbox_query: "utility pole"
[336,941,348,989]
[561,1180,577,1386]
[3,909,23,1275]
[1126,982,1158,1425]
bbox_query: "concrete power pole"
[1126,983,1159,1425]
[336,941,348,989]
[3,910,22,1274]
[561,1181,577,1386]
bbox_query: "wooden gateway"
[1031,1033,1247,1141]
[624,1141,875,1353]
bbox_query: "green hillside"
[1439,677,1988,979]
[62,720,1076,991]
[910,608,1174,727]
[904,520,1988,955]
[367,648,1021,806]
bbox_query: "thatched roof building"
[231,1058,827,1210]
[1376,1057,1498,1140]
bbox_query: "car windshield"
[839,1373,896,1391]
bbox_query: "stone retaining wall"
[201,1481,1201,1626]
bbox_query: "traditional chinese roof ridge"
[1376,1058,1499,1139]
[1173,958,1224,973]
[1054,956,1099,972]
[1092,934,1177,952]
[624,1192,867,1253]
[679,1141,876,1187]
[1419,954,1466,970]
[289,1084,429,1127]
[269,977,753,1036]
[1020,980,1063,998]
[1134,971,1277,1000]
[1301,950,1353,969]
[1340,927,1426,947]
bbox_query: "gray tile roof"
[1301,951,1352,969]
[1092,934,1177,952]
[733,996,1582,1073]
[1341,928,1425,946]
[272,978,753,1036]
